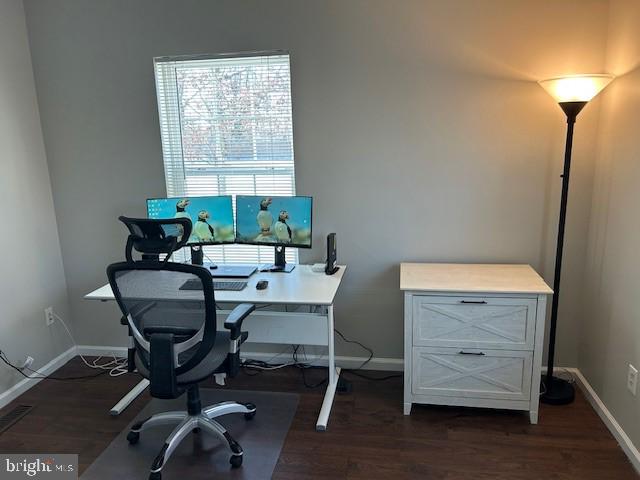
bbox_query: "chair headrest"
[119,216,192,262]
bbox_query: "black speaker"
[190,245,204,266]
[325,233,339,275]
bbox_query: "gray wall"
[579,0,640,449]
[0,0,72,397]
[23,0,608,363]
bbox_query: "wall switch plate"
[628,364,638,396]
[44,307,55,326]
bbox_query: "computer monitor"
[235,195,312,272]
[147,196,235,264]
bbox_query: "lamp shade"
[539,74,614,103]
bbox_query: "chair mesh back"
[108,263,217,374]
[119,216,192,261]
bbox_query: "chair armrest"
[224,304,254,377]
[224,303,255,340]
[148,333,178,399]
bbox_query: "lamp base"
[540,376,575,405]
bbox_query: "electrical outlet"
[20,356,34,370]
[628,364,638,396]
[44,307,55,326]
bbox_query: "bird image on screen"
[274,211,292,242]
[235,195,312,248]
[146,196,234,245]
[193,210,215,242]
[256,197,274,241]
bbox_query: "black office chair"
[107,216,256,480]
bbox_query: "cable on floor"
[241,346,298,376]
[0,312,129,381]
[293,345,327,388]
[0,350,109,381]
[53,312,129,377]
[342,370,402,381]
[242,345,328,388]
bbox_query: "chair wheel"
[149,472,161,480]
[230,455,243,468]
[244,403,257,420]
[127,431,140,445]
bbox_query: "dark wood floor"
[0,357,637,479]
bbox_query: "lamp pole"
[538,74,613,405]
[541,101,586,405]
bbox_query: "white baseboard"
[0,346,76,410]
[76,344,404,372]
[541,365,639,473]
[76,345,128,357]
[569,368,640,474]
[7,347,637,472]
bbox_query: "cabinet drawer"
[411,347,532,401]
[412,296,537,350]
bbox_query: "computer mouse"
[256,280,269,290]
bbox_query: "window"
[154,52,297,264]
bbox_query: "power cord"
[203,250,216,265]
[342,370,402,381]
[300,367,328,388]
[0,311,130,382]
[241,345,328,388]
[0,350,109,381]
[334,330,402,382]
[334,329,373,370]
[241,346,297,376]
[294,345,327,388]
[242,331,401,387]
[539,368,576,396]
[53,312,129,377]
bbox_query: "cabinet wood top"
[400,263,552,294]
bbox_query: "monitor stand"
[261,246,295,273]
[190,245,217,269]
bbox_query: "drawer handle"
[460,300,487,304]
[458,351,485,356]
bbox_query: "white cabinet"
[401,264,552,424]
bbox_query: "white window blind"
[154,52,297,264]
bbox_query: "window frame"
[153,50,298,265]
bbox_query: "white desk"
[85,264,346,431]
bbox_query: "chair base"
[127,401,256,480]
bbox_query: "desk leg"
[316,304,340,431]
[109,378,149,416]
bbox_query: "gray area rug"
[82,389,299,480]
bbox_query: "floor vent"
[0,405,33,435]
